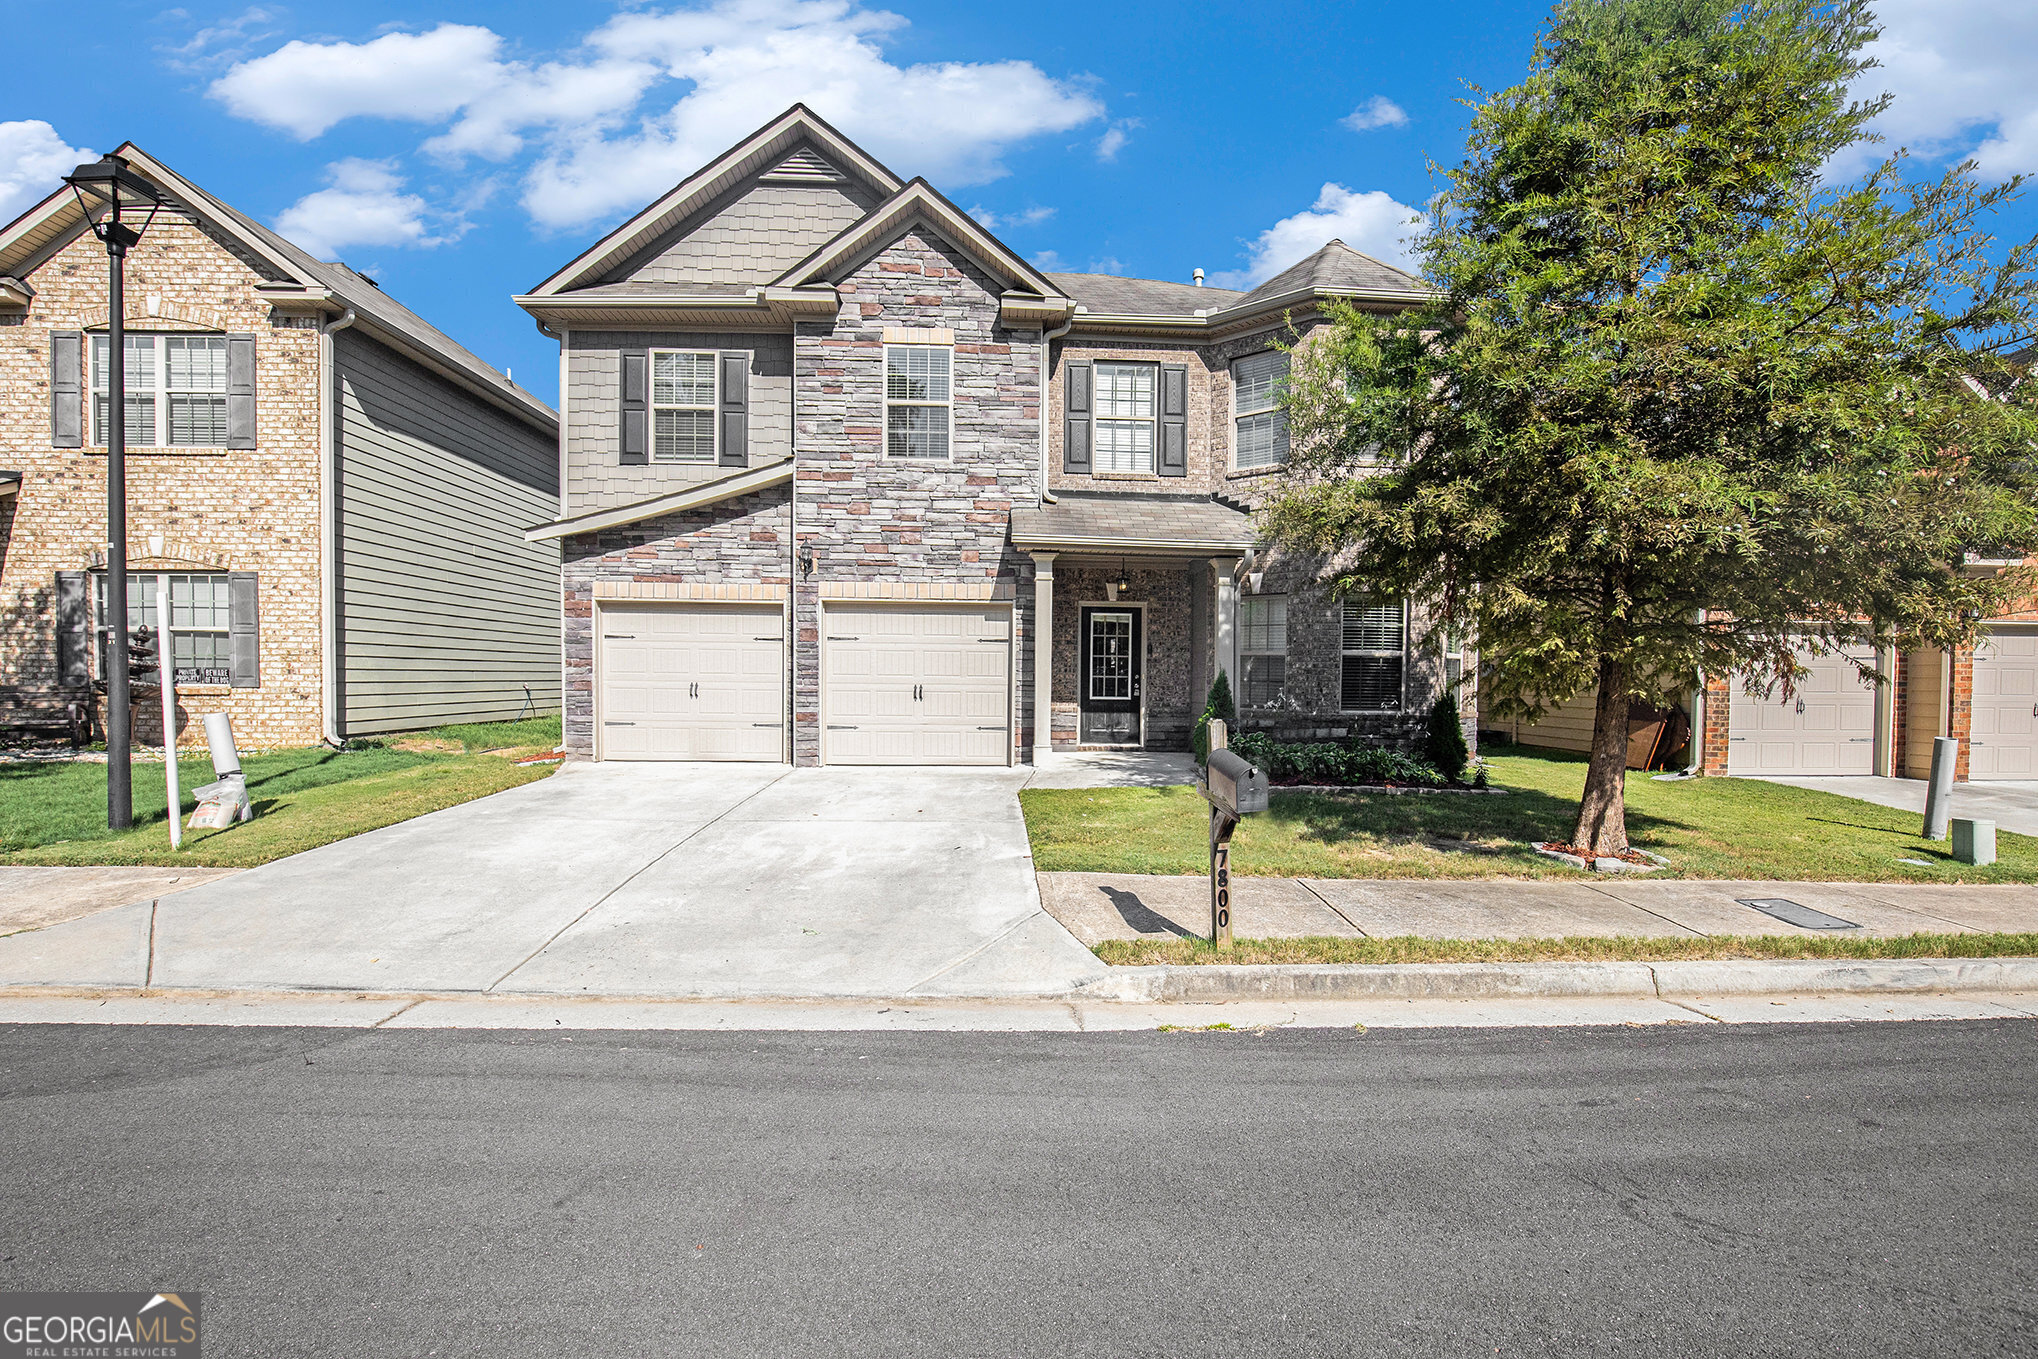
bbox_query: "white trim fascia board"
[773,181,1068,302]
[514,289,840,328]
[526,461,794,541]
[0,187,91,278]
[0,473,20,497]
[1008,532,1254,553]
[116,148,316,289]
[0,275,34,307]
[527,106,903,299]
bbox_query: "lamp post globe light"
[63,154,166,830]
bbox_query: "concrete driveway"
[1757,776,2038,838]
[0,763,1105,999]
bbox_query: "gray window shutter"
[55,571,90,686]
[1063,359,1092,474]
[1158,364,1188,478]
[225,334,257,449]
[719,351,749,467]
[51,331,83,449]
[619,349,648,465]
[228,571,260,689]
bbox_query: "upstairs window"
[1093,362,1156,473]
[1341,598,1405,712]
[650,350,718,463]
[92,334,229,447]
[886,345,951,459]
[1233,350,1288,470]
[1240,595,1288,707]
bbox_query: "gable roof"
[0,146,554,432]
[1048,272,1245,317]
[526,105,903,299]
[1232,240,1426,310]
[772,177,1068,303]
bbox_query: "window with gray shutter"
[650,350,716,462]
[55,571,90,685]
[1063,359,1092,473]
[619,349,648,464]
[50,332,82,449]
[225,334,256,448]
[1341,598,1405,711]
[1158,363,1187,477]
[228,571,260,688]
[719,350,749,466]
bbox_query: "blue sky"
[4,0,2035,406]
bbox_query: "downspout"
[318,306,357,748]
[1038,314,1074,504]
[789,328,800,765]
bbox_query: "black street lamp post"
[64,154,165,830]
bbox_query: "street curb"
[1064,958,2038,1003]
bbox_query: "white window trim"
[1092,360,1158,476]
[91,333,230,449]
[1231,350,1288,472]
[1240,594,1288,708]
[1340,597,1408,714]
[91,569,234,684]
[648,348,720,464]
[884,343,955,463]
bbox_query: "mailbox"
[1205,748,1269,818]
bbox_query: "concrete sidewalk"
[0,866,241,935]
[1041,872,2038,943]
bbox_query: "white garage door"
[598,603,785,761]
[1971,626,2038,780]
[823,605,1011,765]
[1727,644,1878,776]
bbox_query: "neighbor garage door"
[598,603,785,760]
[1727,643,1878,776]
[823,604,1011,765]
[1970,626,2038,780]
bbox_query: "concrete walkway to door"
[0,764,1107,1000]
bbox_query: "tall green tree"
[1266,0,2038,857]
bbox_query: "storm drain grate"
[1736,898,1860,930]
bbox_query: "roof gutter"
[1008,533,1255,554]
[526,462,796,542]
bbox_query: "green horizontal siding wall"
[335,329,560,735]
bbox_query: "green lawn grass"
[0,716,562,868]
[1019,749,2038,882]
[1095,932,2038,965]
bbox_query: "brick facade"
[0,212,324,748]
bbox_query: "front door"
[1080,606,1142,745]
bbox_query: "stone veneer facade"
[0,212,323,747]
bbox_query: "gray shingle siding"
[334,329,561,733]
[563,330,792,515]
[606,181,881,289]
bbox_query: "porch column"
[1212,556,1241,692]
[1031,552,1056,759]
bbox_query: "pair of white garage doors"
[597,602,1012,764]
[1726,629,2038,779]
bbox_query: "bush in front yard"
[1192,671,1238,766]
[1424,695,1471,782]
[1229,731,1447,786]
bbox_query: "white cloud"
[1087,256,1124,275]
[1341,96,1408,133]
[0,121,93,226]
[273,159,456,259]
[159,6,284,75]
[968,204,1054,230]
[1833,0,2038,178]
[1208,183,1425,289]
[1095,118,1140,162]
[1030,249,1064,270]
[210,2,1105,231]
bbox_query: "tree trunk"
[1572,656,1632,858]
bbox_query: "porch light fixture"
[64,153,169,830]
[1114,557,1132,598]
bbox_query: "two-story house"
[0,145,562,749]
[518,106,1464,765]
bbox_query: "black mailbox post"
[1200,743,1269,947]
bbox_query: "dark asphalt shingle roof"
[1233,240,1427,308]
[1047,272,1244,316]
[1009,492,1253,549]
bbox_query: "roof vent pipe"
[1193,268,1204,287]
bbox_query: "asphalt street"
[2,1020,2034,1358]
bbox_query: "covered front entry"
[822,604,1013,765]
[1726,644,1879,776]
[597,602,786,760]
[1079,605,1142,745]
[1971,625,2038,780]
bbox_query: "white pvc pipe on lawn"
[157,574,181,850]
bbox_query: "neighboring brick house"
[518,106,1464,765]
[0,145,561,748]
